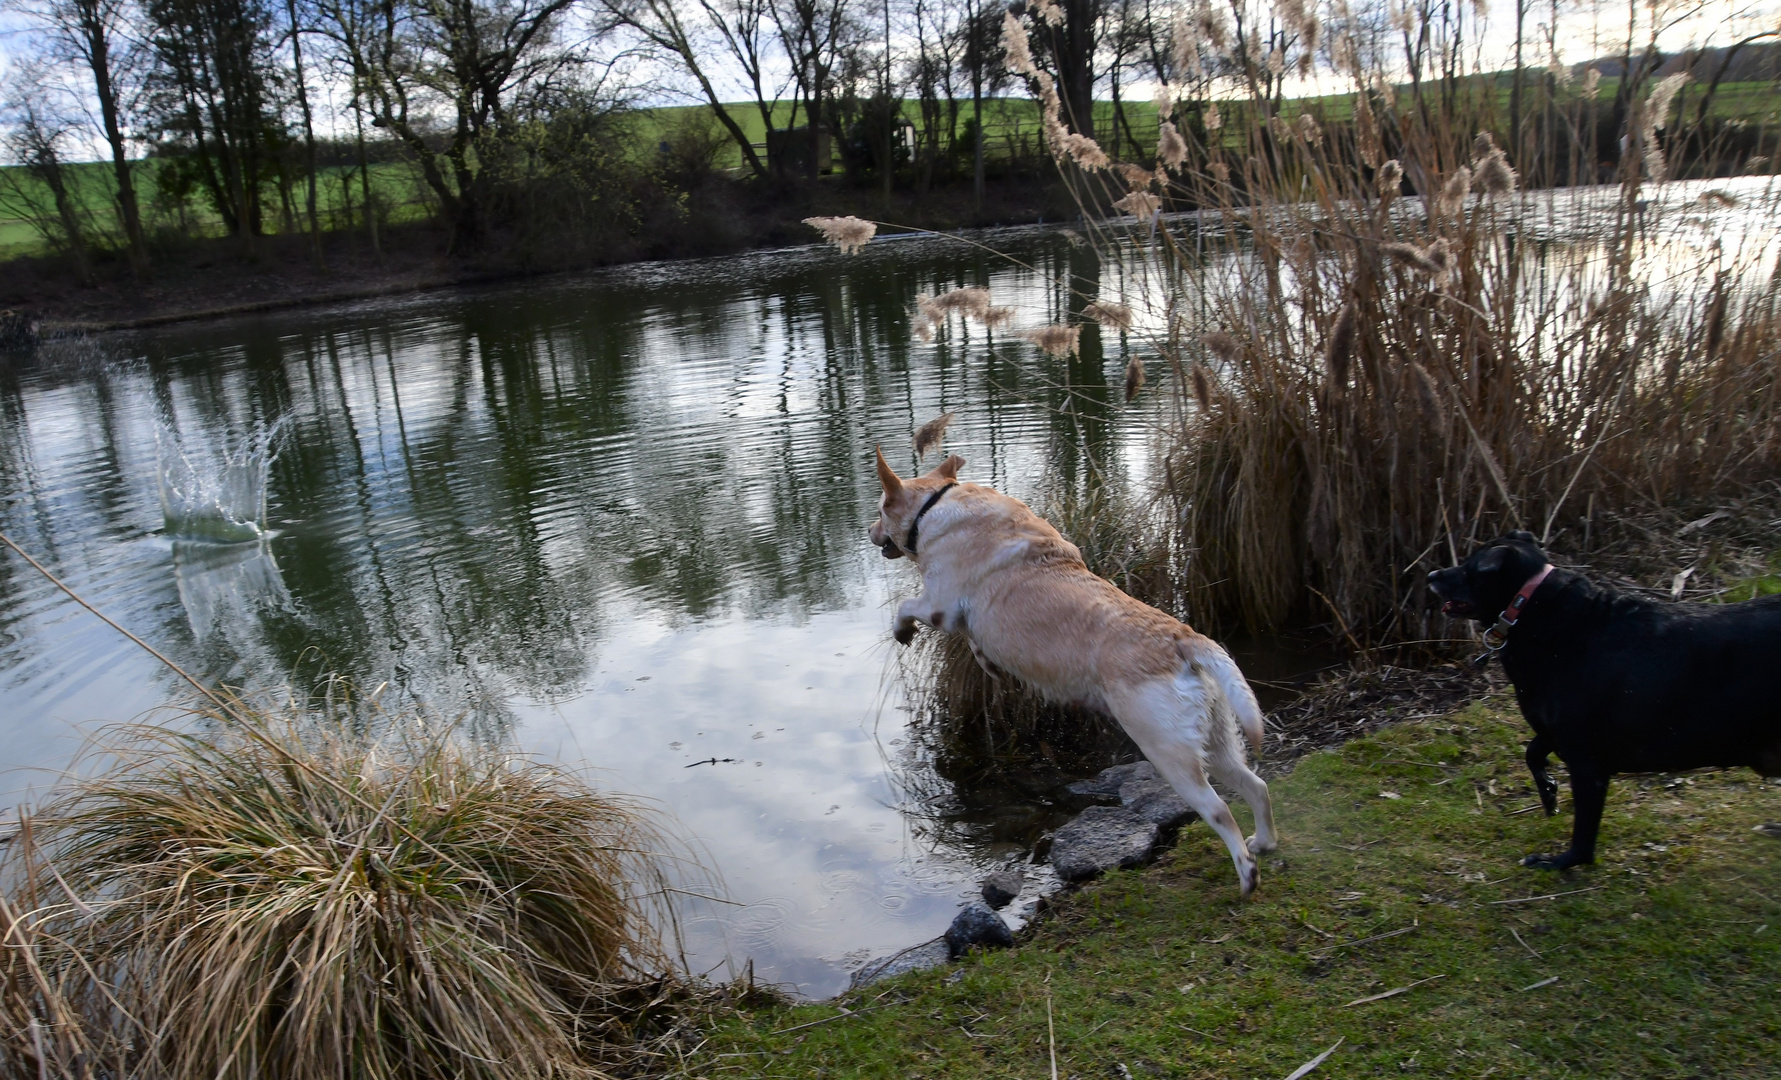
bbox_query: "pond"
[0,225,1242,998]
[10,175,1772,998]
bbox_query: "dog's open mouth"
[1441,599,1476,616]
[879,537,904,559]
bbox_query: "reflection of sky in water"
[3,186,1774,997]
[0,227,1150,998]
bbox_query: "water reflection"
[0,227,1159,996]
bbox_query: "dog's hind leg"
[1113,680,1260,897]
[1208,735,1277,855]
[1524,734,1559,816]
[1162,762,1260,897]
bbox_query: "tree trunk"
[973,70,984,209]
[33,149,93,285]
[286,0,324,267]
[80,5,148,278]
[353,96,381,260]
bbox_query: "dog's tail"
[1180,638,1266,753]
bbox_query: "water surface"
[1,227,1172,997]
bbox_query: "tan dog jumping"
[870,448,1277,896]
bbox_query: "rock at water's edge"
[1049,805,1159,883]
[944,903,1014,958]
[981,869,1025,909]
[849,938,951,989]
[1062,760,1154,803]
[1120,776,1197,830]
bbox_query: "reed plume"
[803,216,876,254]
[914,412,955,457]
[1123,356,1146,402]
[1082,300,1134,330]
[1019,325,1081,358]
[1113,191,1160,218]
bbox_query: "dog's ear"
[1474,546,1508,574]
[931,454,965,481]
[874,446,904,496]
[1506,530,1536,543]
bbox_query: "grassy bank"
[697,702,1781,1078]
[0,701,691,1080]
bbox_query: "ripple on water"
[727,895,800,948]
[817,867,866,896]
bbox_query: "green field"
[0,159,431,258]
[6,79,1777,260]
[697,700,1781,1078]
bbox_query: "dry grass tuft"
[0,702,688,1080]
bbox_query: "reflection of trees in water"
[0,231,1147,731]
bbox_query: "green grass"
[0,159,430,257]
[696,701,1781,1078]
[1717,554,1781,602]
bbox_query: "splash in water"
[156,420,283,543]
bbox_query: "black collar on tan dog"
[904,483,956,556]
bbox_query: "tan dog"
[870,448,1277,895]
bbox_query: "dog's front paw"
[893,620,917,645]
[1521,849,1586,871]
[1245,833,1277,855]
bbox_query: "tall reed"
[0,700,686,1080]
[1000,0,1781,646]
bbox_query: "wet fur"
[870,449,1277,896]
[1428,531,1781,870]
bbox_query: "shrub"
[1,702,685,1080]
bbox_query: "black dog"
[1428,531,1781,870]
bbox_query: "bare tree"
[696,0,791,167]
[773,0,855,179]
[282,0,324,264]
[318,0,590,248]
[10,0,152,275]
[1,75,97,282]
[601,0,772,177]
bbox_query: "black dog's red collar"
[1478,564,1553,659]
